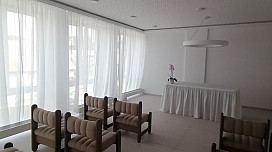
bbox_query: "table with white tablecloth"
[160,82,241,121]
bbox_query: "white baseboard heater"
[122,88,144,101]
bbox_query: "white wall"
[141,29,186,95]
[141,23,272,109]
[184,29,208,83]
[205,24,272,109]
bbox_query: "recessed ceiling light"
[153,25,158,27]
[195,7,207,12]
[90,0,99,2]
[130,15,137,18]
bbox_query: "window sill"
[0,120,30,139]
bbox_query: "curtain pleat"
[0,0,10,125]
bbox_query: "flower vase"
[170,79,174,84]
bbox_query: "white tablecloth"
[160,82,241,121]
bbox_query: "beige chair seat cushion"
[222,136,264,152]
[34,125,65,141]
[116,113,149,127]
[68,130,116,152]
[86,108,113,119]
[1,147,22,152]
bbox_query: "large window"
[0,0,145,128]
[68,25,97,108]
[1,11,38,126]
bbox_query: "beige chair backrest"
[223,117,268,139]
[220,113,270,151]
[31,104,62,151]
[114,101,139,116]
[32,108,56,127]
[85,96,105,109]
[67,116,98,140]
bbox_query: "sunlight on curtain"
[35,2,69,112]
[67,12,98,112]
[93,21,119,98]
[0,0,69,127]
[0,0,40,126]
[0,0,146,127]
[93,22,146,98]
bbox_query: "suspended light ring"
[183,40,228,48]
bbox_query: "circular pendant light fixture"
[183,40,228,47]
[183,16,228,48]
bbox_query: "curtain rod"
[37,0,144,32]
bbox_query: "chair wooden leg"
[269,132,271,152]
[211,143,216,152]
[55,145,61,152]
[148,112,152,134]
[31,105,38,151]
[31,133,38,151]
[55,137,62,152]
[116,131,121,152]
[32,141,38,151]
[137,127,141,143]
[64,147,69,152]
[113,122,117,132]
[104,118,108,130]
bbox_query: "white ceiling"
[55,0,272,30]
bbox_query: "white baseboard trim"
[122,88,144,101]
[242,105,272,112]
[0,120,30,139]
[143,93,161,97]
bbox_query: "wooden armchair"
[64,112,121,152]
[84,93,113,130]
[218,113,270,152]
[31,104,64,152]
[113,99,152,143]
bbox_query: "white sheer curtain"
[0,0,41,126]
[0,0,69,127]
[67,12,98,111]
[93,21,119,98]
[68,14,147,102]
[121,28,146,93]
[0,0,9,126]
[35,2,69,113]
[93,24,146,98]
[0,0,146,127]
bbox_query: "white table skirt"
[160,82,241,121]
